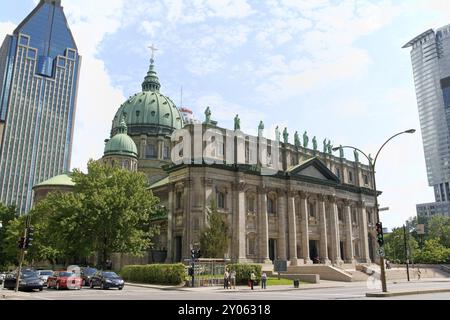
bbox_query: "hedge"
[120,264,186,285]
[226,263,262,284]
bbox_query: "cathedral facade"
[34,55,380,266]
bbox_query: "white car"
[37,270,53,287]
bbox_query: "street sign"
[274,260,287,272]
[416,224,425,235]
[377,248,385,257]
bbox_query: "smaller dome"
[33,173,75,189]
[104,118,138,158]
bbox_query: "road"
[3,279,450,300]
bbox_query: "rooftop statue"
[258,121,264,137]
[339,145,344,158]
[354,149,359,162]
[312,136,317,151]
[303,131,309,148]
[294,131,300,148]
[234,114,240,131]
[275,126,280,142]
[327,140,333,154]
[283,127,289,144]
[323,139,327,153]
[205,106,211,124]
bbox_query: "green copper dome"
[33,173,75,188]
[111,58,183,136]
[104,119,138,158]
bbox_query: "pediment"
[288,157,340,183]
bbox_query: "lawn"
[266,277,297,286]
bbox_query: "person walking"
[250,271,256,290]
[261,272,267,289]
[224,269,229,289]
[230,270,236,289]
[417,267,421,280]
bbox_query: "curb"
[366,288,450,297]
[125,282,185,290]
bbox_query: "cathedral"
[33,54,380,267]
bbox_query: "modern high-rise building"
[0,0,80,213]
[403,24,450,217]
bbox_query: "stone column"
[318,195,331,264]
[258,187,270,263]
[287,192,298,265]
[277,190,287,260]
[328,196,343,265]
[182,180,191,260]
[358,201,371,263]
[233,181,247,262]
[299,192,312,264]
[343,201,355,263]
[165,185,174,263]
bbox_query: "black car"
[89,271,124,290]
[3,271,44,291]
[80,267,97,286]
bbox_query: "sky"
[1,0,450,230]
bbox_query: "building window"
[267,196,276,214]
[27,49,36,60]
[352,209,357,225]
[67,49,76,60]
[163,145,170,159]
[146,144,157,159]
[363,174,369,185]
[348,171,353,182]
[336,168,341,179]
[217,191,225,209]
[176,192,182,210]
[338,207,343,222]
[247,195,255,213]
[19,35,29,46]
[309,202,315,218]
[248,236,256,255]
[58,58,66,67]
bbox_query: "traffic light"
[188,266,194,276]
[376,222,384,246]
[25,227,34,249]
[191,249,196,260]
[196,249,201,259]
[18,237,25,249]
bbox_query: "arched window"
[146,144,157,159]
[176,192,182,210]
[267,195,276,215]
[309,202,315,218]
[247,195,255,213]
[352,208,357,225]
[217,191,225,209]
[338,207,343,222]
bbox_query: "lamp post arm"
[340,145,371,164]
[373,131,409,168]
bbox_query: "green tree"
[0,203,18,268]
[413,239,450,264]
[200,201,229,258]
[427,215,450,248]
[384,227,419,264]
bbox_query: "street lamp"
[333,129,415,293]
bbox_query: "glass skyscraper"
[0,0,80,213]
[404,24,450,217]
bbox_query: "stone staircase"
[287,265,353,282]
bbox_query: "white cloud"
[0,21,16,40]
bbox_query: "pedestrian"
[417,267,421,280]
[250,271,256,290]
[224,269,229,289]
[230,270,236,289]
[261,272,267,289]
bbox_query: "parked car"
[80,267,97,286]
[89,271,124,290]
[47,271,83,290]
[3,271,44,291]
[37,270,53,287]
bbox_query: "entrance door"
[175,236,182,262]
[309,240,318,262]
[269,239,276,261]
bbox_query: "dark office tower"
[0,0,80,213]
[404,25,450,217]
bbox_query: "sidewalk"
[0,288,31,300]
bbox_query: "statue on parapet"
[303,131,309,148]
[339,145,344,158]
[204,106,211,124]
[294,131,300,148]
[258,121,264,137]
[323,139,328,153]
[354,149,359,162]
[283,128,289,144]
[327,140,333,154]
[312,136,317,151]
[275,126,280,142]
[234,114,240,131]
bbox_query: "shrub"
[226,263,262,284]
[120,264,186,285]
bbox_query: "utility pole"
[15,215,31,292]
[403,224,410,281]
